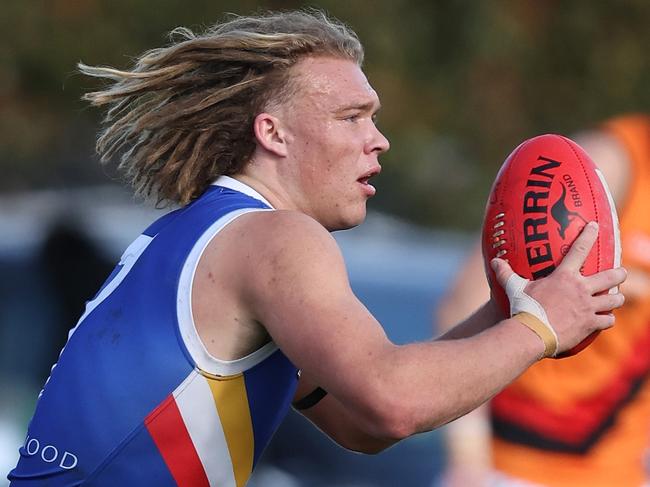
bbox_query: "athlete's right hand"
[491,222,627,355]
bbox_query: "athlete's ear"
[253,112,288,157]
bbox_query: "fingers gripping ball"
[482,134,621,357]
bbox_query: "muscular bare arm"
[209,210,625,448]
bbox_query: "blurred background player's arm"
[436,242,493,487]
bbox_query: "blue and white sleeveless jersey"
[9,177,299,486]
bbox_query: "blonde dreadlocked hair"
[80,9,363,206]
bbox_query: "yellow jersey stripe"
[208,375,254,487]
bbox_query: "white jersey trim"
[174,371,236,487]
[177,182,277,376]
[211,175,275,209]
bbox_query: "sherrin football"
[482,134,621,357]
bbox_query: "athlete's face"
[279,57,389,230]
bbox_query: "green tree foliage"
[2,0,648,229]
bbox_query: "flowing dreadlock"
[80,9,363,206]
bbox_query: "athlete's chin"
[328,205,367,231]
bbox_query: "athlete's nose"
[366,125,390,155]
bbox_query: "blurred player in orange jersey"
[437,113,650,487]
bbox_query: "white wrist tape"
[505,273,559,357]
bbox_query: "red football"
[482,134,621,357]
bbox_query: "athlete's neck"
[230,173,296,212]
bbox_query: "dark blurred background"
[1,0,649,485]
[3,0,649,228]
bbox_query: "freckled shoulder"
[230,210,338,253]
[200,209,345,281]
